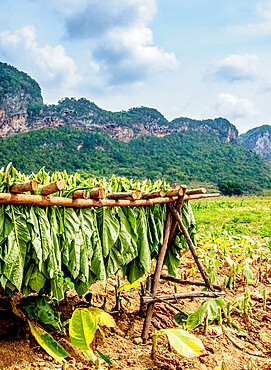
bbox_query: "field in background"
[192,196,271,238]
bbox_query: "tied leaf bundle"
[0,165,196,300]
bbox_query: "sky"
[1,1,271,133]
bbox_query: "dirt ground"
[1,259,271,370]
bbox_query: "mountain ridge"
[240,125,271,161]
[0,61,271,194]
[0,62,238,143]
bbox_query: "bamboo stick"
[165,187,183,197]
[169,203,215,291]
[142,190,164,199]
[0,192,220,208]
[10,180,40,193]
[142,209,173,343]
[41,179,65,195]
[143,291,225,303]
[158,274,223,291]
[89,187,105,199]
[72,189,90,199]
[107,190,142,200]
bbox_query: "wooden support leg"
[169,203,215,292]
[141,210,173,343]
[168,185,187,246]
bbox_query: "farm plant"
[0,165,196,301]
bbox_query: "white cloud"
[48,0,179,85]
[215,93,258,119]
[213,54,259,82]
[0,25,80,94]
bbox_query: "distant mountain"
[239,125,271,161]
[0,62,271,193]
[0,62,238,143]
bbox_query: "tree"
[218,181,243,196]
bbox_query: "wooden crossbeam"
[0,192,220,208]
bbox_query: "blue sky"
[1,0,271,133]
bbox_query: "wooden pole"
[169,203,215,292]
[72,189,90,199]
[143,291,225,303]
[142,210,173,343]
[165,187,183,197]
[89,187,105,199]
[0,192,220,208]
[10,180,40,193]
[168,185,187,246]
[142,190,164,199]
[107,190,142,200]
[41,179,65,195]
[158,274,222,290]
[186,188,206,196]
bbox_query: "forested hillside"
[0,126,270,193]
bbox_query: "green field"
[192,196,271,238]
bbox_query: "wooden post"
[142,209,173,343]
[169,203,215,291]
[41,179,65,195]
[10,180,40,193]
[107,190,142,200]
[72,189,90,199]
[168,185,187,246]
[89,187,106,199]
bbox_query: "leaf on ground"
[157,328,206,358]
[28,320,69,364]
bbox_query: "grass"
[191,196,271,238]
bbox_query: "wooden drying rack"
[0,179,223,342]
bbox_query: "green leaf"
[135,207,151,273]
[95,349,113,366]
[156,328,206,358]
[96,207,120,258]
[28,320,69,363]
[22,296,61,331]
[173,312,190,326]
[243,260,253,285]
[187,297,224,330]
[69,308,97,362]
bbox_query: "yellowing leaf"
[117,277,146,293]
[28,320,69,364]
[157,329,205,358]
[88,307,115,328]
[69,308,97,362]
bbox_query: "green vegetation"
[0,165,195,299]
[0,126,270,193]
[0,62,42,107]
[218,181,243,196]
[192,196,271,237]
